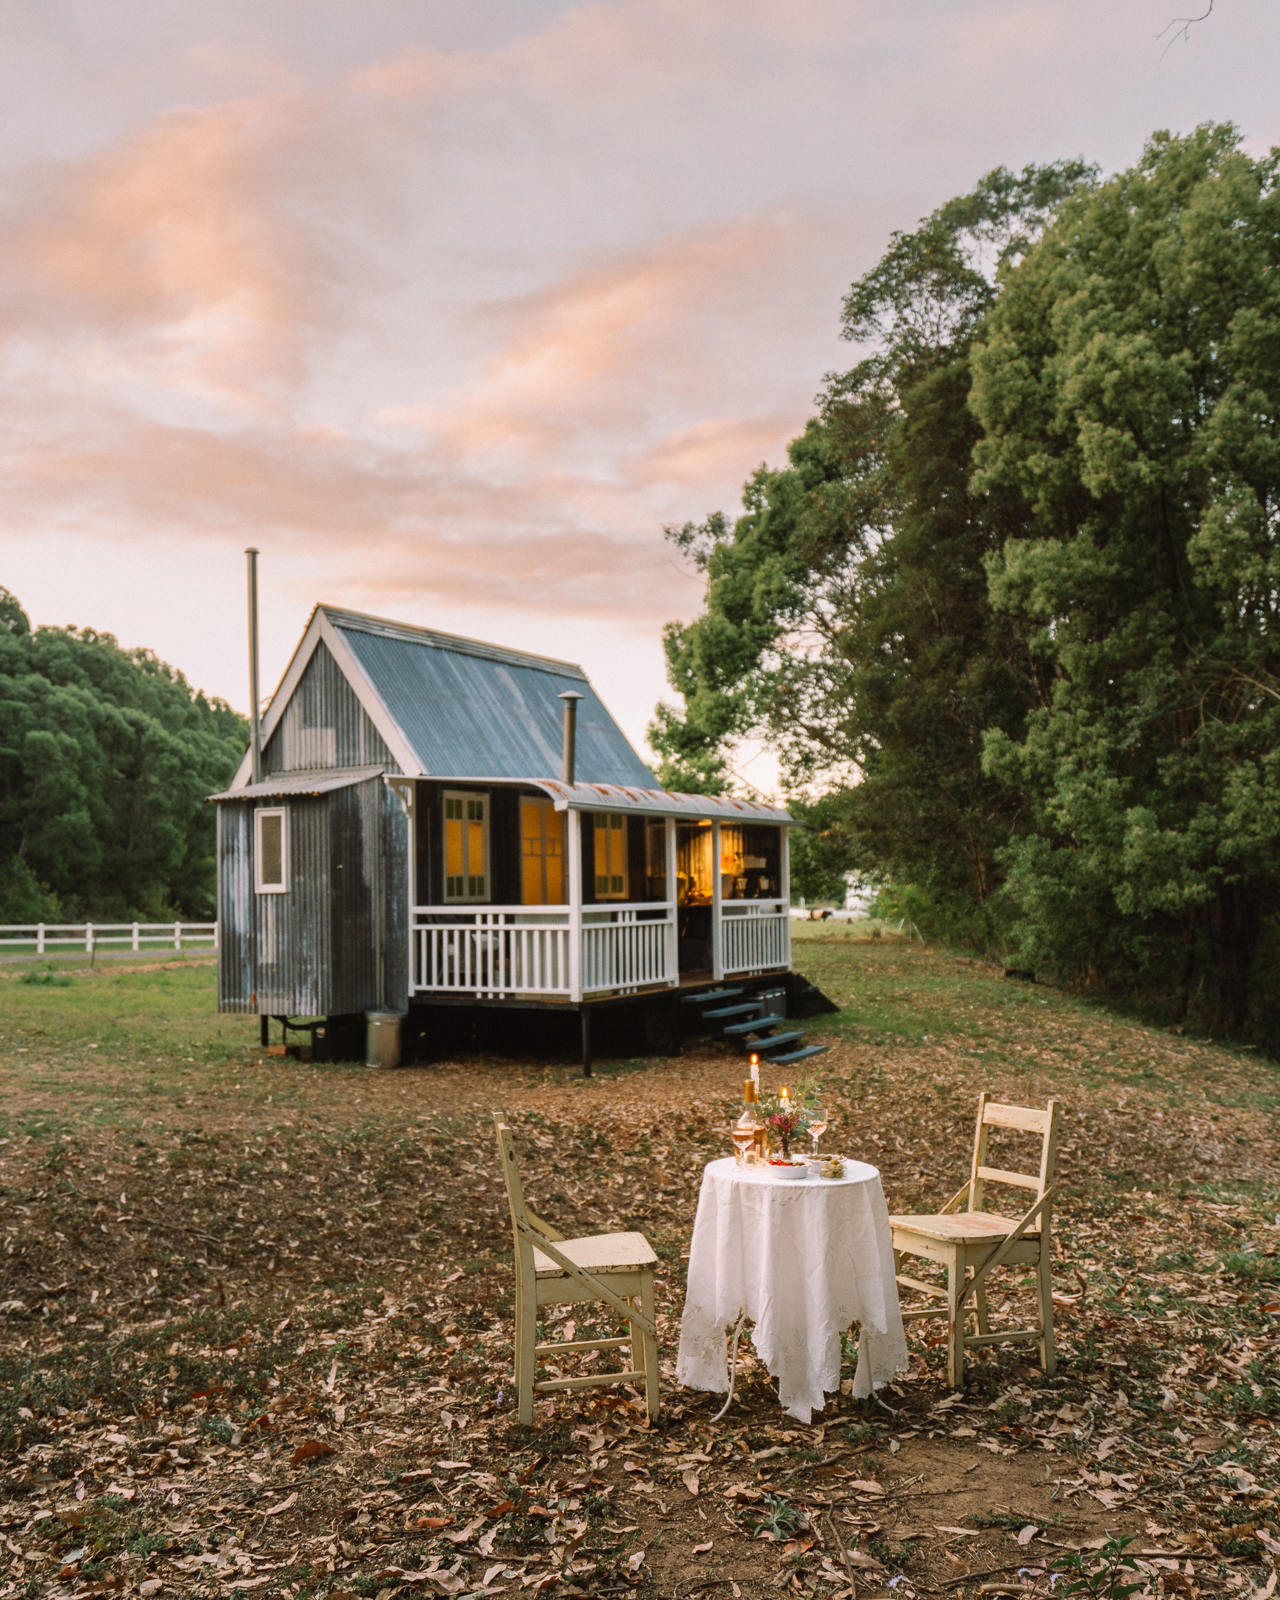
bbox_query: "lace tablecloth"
[676,1157,908,1422]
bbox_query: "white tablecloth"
[676,1157,908,1423]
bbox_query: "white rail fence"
[721,900,790,976]
[0,922,218,956]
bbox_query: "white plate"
[764,1161,809,1180]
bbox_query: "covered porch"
[404,782,794,1003]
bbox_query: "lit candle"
[780,1085,789,1106]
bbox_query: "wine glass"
[731,1122,755,1164]
[807,1102,829,1156]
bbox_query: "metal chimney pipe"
[246,548,262,785]
[558,690,583,786]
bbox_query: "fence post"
[37,922,44,955]
[213,921,220,952]
[132,921,140,952]
[85,922,93,955]
[174,922,182,951]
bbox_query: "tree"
[972,125,1280,1030]
[0,589,247,921]
[650,159,1095,939]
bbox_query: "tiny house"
[212,606,808,1063]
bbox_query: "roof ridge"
[319,605,588,680]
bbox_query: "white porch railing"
[582,903,675,994]
[411,902,678,999]
[721,899,790,975]
[0,922,218,955]
[412,906,573,998]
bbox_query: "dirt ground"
[0,945,1277,1600]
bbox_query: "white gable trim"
[223,605,422,791]
[318,610,423,776]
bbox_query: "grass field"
[1,945,1277,1600]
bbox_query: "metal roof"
[331,610,655,787]
[527,780,798,825]
[210,766,387,802]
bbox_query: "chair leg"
[1037,1246,1056,1377]
[946,1249,965,1389]
[517,1277,538,1427]
[639,1274,660,1422]
[973,1276,991,1337]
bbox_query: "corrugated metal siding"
[254,796,331,1015]
[336,624,654,787]
[263,640,400,775]
[380,781,409,1012]
[327,783,376,1016]
[217,804,255,1011]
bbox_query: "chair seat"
[890,1210,1039,1243]
[533,1230,658,1278]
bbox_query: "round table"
[675,1157,908,1422]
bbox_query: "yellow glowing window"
[444,792,488,902]
[593,812,628,900]
[521,798,566,905]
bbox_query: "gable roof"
[227,605,656,789]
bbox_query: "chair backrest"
[968,1093,1059,1215]
[493,1111,528,1227]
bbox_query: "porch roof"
[209,765,387,802]
[524,779,797,825]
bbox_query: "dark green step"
[766,1044,828,1066]
[680,987,743,1005]
[722,1014,785,1036]
[748,1030,806,1055]
[704,1001,766,1020]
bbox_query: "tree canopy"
[652,125,1280,1039]
[0,590,247,922]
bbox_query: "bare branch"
[1158,0,1214,57]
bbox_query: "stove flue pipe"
[246,547,262,785]
[558,689,583,786]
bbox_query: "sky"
[1,0,1277,786]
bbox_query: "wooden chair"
[889,1094,1060,1388]
[493,1112,660,1425]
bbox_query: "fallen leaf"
[851,1480,885,1496]
[486,1500,516,1518]
[1018,1526,1039,1546]
[626,1550,646,1572]
[692,1540,712,1553]
[292,1441,336,1465]
[845,1550,884,1570]
[483,1567,506,1588]
[415,1517,454,1530]
[683,1471,700,1497]
[935,1527,982,1538]
[1096,1436,1121,1462]
[260,1492,297,1517]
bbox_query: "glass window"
[520,797,566,905]
[593,812,628,900]
[254,808,288,894]
[444,792,489,902]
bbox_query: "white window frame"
[443,789,490,904]
[254,807,289,895]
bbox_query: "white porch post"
[664,816,678,986]
[780,824,792,970]
[568,808,583,1002]
[711,819,724,982]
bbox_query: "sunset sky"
[2,0,1277,779]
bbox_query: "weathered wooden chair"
[493,1112,660,1425]
[889,1094,1060,1388]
